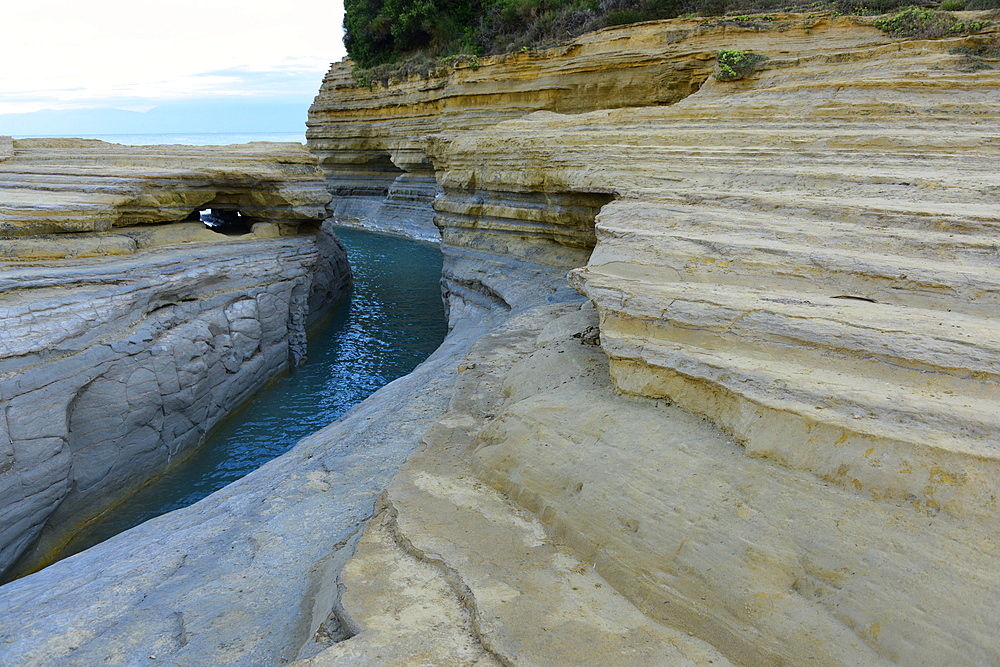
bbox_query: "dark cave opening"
[196,208,252,236]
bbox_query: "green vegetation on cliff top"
[344,0,998,75]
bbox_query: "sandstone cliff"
[1,12,998,667]
[306,13,1000,666]
[306,14,903,242]
[307,16,725,239]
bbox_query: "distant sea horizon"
[9,131,306,146]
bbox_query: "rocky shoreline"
[0,142,351,580]
[1,11,999,666]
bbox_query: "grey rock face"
[0,204,561,665]
[307,220,353,329]
[328,169,442,243]
[0,230,350,579]
[0,302,485,667]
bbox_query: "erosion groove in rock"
[379,496,505,662]
[293,498,506,666]
[0,139,331,241]
[0,309,480,665]
[0,228,351,579]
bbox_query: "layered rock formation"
[307,14,928,242]
[302,14,1000,666]
[0,139,331,245]
[1,12,998,667]
[306,15,740,239]
[0,142,351,579]
[400,19,999,666]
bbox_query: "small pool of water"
[52,226,448,561]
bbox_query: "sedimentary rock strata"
[418,19,1000,665]
[1,12,998,666]
[0,139,331,240]
[306,15,719,239]
[307,14,906,241]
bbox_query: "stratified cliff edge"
[0,141,351,579]
[303,13,1000,666]
[0,13,997,667]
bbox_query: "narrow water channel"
[51,226,449,563]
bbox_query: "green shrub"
[873,7,989,39]
[831,0,910,15]
[343,0,993,81]
[344,0,482,68]
[605,8,649,24]
[950,40,1000,57]
[950,38,1000,69]
[714,49,768,80]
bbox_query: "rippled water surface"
[55,226,447,559]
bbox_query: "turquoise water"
[51,227,448,561]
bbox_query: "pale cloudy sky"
[0,0,347,116]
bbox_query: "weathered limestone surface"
[0,139,331,239]
[0,231,351,579]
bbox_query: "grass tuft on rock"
[950,37,1000,69]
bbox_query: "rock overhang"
[0,139,333,255]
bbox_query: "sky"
[0,0,347,134]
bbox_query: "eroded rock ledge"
[0,142,351,580]
[0,139,331,248]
